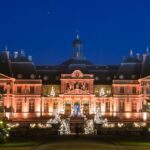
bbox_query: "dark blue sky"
[0,0,150,65]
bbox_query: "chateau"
[0,35,150,127]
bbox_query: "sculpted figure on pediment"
[75,82,79,89]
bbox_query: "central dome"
[61,34,93,67]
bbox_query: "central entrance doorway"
[70,102,84,134]
[74,103,80,116]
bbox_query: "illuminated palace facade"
[0,35,150,124]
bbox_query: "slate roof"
[142,53,150,77]
[0,51,12,76]
[36,64,118,85]
[117,57,142,80]
[1,50,150,84]
[123,57,141,63]
[11,62,37,79]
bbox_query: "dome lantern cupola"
[72,34,83,60]
[72,34,83,49]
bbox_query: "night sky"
[0,0,150,65]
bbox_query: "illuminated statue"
[47,112,61,124]
[84,119,94,134]
[59,118,70,135]
[50,86,55,97]
[75,82,79,89]
[94,108,108,127]
[69,83,73,90]
[99,88,105,96]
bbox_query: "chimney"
[6,51,10,59]
[5,45,10,59]
[14,51,18,59]
[142,53,147,64]
[130,49,133,57]
[136,53,140,60]
[20,49,25,57]
[28,55,32,61]
[146,46,149,54]
[5,45,8,51]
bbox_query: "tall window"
[17,86,22,94]
[132,87,136,94]
[29,100,35,113]
[142,87,144,94]
[120,87,124,94]
[146,87,150,94]
[0,86,4,92]
[0,101,3,112]
[119,100,124,112]
[30,86,35,94]
[106,102,110,112]
[16,100,22,112]
[44,102,49,113]
[53,102,58,110]
[96,102,101,111]
[132,101,137,112]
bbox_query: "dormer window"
[131,74,136,79]
[95,76,99,81]
[106,76,111,81]
[43,75,48,80]
[17,74,23,79]
[119,75,124,79]
[30,74,35,79]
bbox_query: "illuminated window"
[17,86,22,94]
[147,100,150,112]
[106,102,110,112]
[53,102,58,110]
[65,103,71,115]
[0,86,5,97]
[96,102,101,109]
[44,102,49,113]
[146,87,150,94]
[132,87,136,94]
[119,100,124,112]
[30,86,35,94]
[0,86,4,92]
[132,101,137,112]
[119,87,124,94]
[0,101,3,112]
[29,100,35,113]
[106,89,111,95]
[16,100,22,112]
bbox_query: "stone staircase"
[69,116,85,134]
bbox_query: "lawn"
[0,135,150,150]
